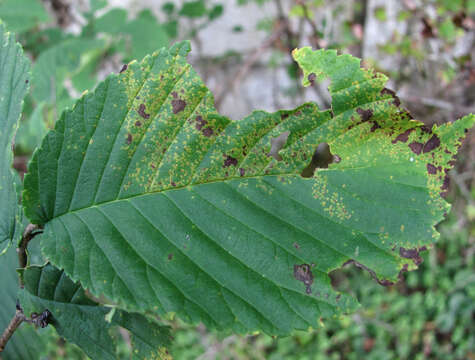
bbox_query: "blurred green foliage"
[0,1,473,359]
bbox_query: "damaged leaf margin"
[22,41,475,336]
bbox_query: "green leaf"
[0,0,50,33]
[0,24,30,252]
[0,245,47,360]
[179,0,207,18]
[19,263,172,360]
[94,9,169,62]
[94,8,128,34]
[122,10,169,61]
[16,102,49,154]
[31,37,106,114]
[23,42,475,335]
[208,4,224,21]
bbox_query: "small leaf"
[0,0,50,33]
[23,42,474,335]
[0,24,30,252]
[179,0,207,18]
[19,263,172,360]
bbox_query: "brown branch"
[17,224,43,286]
[0,302,52,353]
[0,308,25,353]
[295,0,321,48]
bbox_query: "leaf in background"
[94,8,128,34]
[0,0,50,33]
[31,37,106,115]
[16,102,48,154]
[23,41,475,335]
[94,9,169,62]
[122,10,170,62]
[0,246,48,360]
[0,24,30,252]
[19,263,172,360]
[179,0,207,18]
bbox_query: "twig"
[295,0,321,48]
[17,224,43,285]
[0,309,25,353]
[0,302,52,353]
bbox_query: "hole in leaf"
[268,131,290,161]
[301,142,339,177]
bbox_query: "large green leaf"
[0,23,30,252]
[19,263,172,360]
[23,41,475,335]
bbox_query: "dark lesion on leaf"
[399,246,427,266]
[223,154,238,168]
[392,128,414,144]
[195,115,214,137]
[380,87,401,107]
[119,64,128,73]
[422,134,441,153]
[408,142,423,155]
[126,133,133,145]
[356,108,373,122]
[171,91,186,114]
[138,104,150,119]
[293,264,314,294]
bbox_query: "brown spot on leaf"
[126,133,132,145]
[370,122,380,132]
[293,242,300,250]
[399,247,425,266]
[25,79,29,84]
[171,91,178,99]
[308,72,316,85]
[138,104,150,119]
[356,108,373,121]
[168,253,173,260]
[223,155,238,167]
[333,154,341,163]
[380,88,401,107]
[420,125,431,134]
[426,163,437,174]
[239,168,245,176]
[195,115,207,130]
[202,128,214,137]
[119,64,128,73]
[135,121,142,127]
[172,99,186,114]
[441,175,450,190]
[423,135,440,153]
[171,181,176,187]
[392,129,414,144]
[408,142,423,155]
[293,264,314,294]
